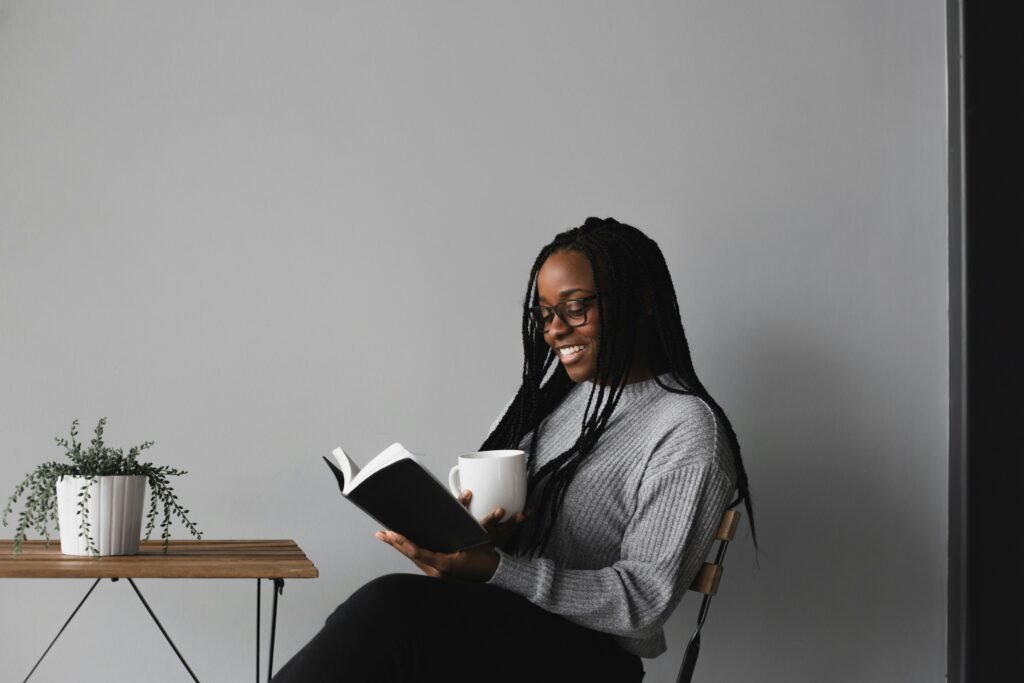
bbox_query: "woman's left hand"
[375,506,508,581]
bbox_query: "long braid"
[645,244,758,546]
[481,217,757,556]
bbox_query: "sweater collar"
[581,372,680,402]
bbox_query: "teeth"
[559,345,584,356]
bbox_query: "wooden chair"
[675,508,741,683]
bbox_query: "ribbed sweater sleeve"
[482,377,737,658]
[487,459,733,641]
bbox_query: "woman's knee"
[326,573,430,628]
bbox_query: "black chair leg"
[677,631,701,683]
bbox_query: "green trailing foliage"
[2,418,201,556]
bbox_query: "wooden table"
[0,539,318,683]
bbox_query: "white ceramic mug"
[448,450,527,523]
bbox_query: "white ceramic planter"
[56,475,146,556]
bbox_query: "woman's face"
[535,249,602,383]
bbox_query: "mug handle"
[448,465,461,497]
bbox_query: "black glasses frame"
[526,295,600,329]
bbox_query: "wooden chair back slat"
[716,508,740,541]
[689,562,722,595]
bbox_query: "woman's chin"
[563,364,597,383]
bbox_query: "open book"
[323,443,491,553]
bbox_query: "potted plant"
[2,418,201,557]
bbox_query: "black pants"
[271,573,645,682]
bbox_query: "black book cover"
[323,456,491,553]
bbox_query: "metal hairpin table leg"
[127,578,200,682]
[267,579,284,683]
[256,579,262,683]
[23,578,102,683]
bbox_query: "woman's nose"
[547,312,571,337]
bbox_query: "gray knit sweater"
[484,373,737,658]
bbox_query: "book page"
[330,448,360,494]
[349,442,416,493]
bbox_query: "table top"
[0,539,319,579]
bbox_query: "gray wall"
[0,2,948,681]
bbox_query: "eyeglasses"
[526,295,599,329]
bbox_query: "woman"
[273,217,755,682]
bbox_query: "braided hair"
[479,217,756,557]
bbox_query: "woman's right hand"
[457,489,528,548]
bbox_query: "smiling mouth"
[557,344,586,362]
